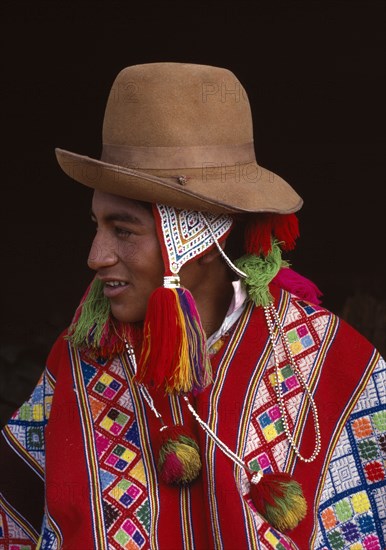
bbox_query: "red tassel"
[245,214,274,256]
[135,287,182,390]
[135,283,210,394]
[249,471,307,532]
[244,213,299,256]
[272,213,299,251]
[98,321,143,359]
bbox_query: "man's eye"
[115,227,131,237]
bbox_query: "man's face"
[88,190,164,323]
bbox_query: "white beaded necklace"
[264,302,321,463]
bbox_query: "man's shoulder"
[270,287,335,327]
[46,328,119,374]
[45,328,71,376]
[282,289,378,358]
[271,288,376,352]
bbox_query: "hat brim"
[55,148,303,215]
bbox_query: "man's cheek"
[119,241,141,264]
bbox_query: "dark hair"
[224,216,246,262]
[137,200,153,212]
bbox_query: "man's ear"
[197,240,226,265]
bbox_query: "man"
[1,62,385,549]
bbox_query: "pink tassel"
[272,267,323,305]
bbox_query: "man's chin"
[110,303,145,325]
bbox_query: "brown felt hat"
[55,62,303,214]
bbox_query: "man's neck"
[187,260,235,337]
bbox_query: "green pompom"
[235,239,288,307]
[157,427,202,485]
[265,479,307,532]
[249,471,307,531]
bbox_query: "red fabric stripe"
[147,391,208,549]
[45,337,97,550]
[195,303,268,547]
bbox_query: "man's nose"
[87,232,118,271]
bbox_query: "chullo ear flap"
[134,204,234,394]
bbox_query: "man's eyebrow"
[90,210,145,225]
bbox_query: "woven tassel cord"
[249,472,307,532]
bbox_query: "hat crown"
[56,62,303,214]
[102,62,254,150]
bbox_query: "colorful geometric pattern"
[113,518,146,548]
[286,323,315,356]
[78,354,150,549]
[3,369,54,475]
[0,493,38,550]
[155,204,233,273]
[314,357,386,549]
[1,293,385,549]
[244,300,328,480]
[38,512,61,550]
[254,519,295,549]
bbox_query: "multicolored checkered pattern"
[244,301,327,479]
[3,369,54,473]
[80,355,150,549]
[315,358,386,549]
[259,523,294,549]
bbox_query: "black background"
[1,1,385,423]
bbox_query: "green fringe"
[234,239,288,307]
[66,278,111,349]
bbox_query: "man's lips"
[99,278,130,298]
